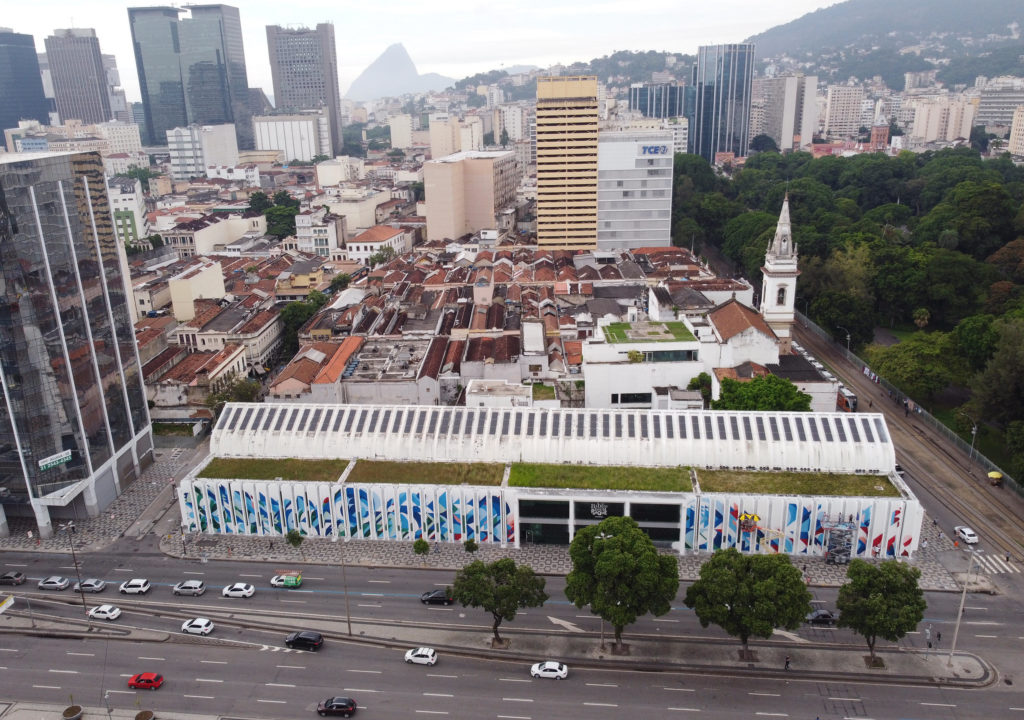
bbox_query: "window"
[611,393,619,404]
[777,287,786,306]
[620,392,652,404]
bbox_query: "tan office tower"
[536,76,598,249]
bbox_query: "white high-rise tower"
[760,196,799,354]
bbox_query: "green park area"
[509,463,690,492]
[198,457,349,483]
[602,321,695,344]
[699,470,900,497]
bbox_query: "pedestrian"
[784,655,791,671]
[1006,552,1011,563]
[269,540,273,551]
[928,640,932,649]
[933,517,938,526]
[937,631,941,643]
[922,539,928,550]
[869,398,873,408]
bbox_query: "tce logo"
[641,145,669,155]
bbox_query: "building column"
[0,502,8,538]
[83,482,100,518]
[31,501,54,539]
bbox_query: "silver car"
[38,576,70,591]
[75,578,106,593]
[173,579,206,596]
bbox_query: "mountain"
[346,43,454,100]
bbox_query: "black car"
[285,630,324,651]
[806,609,837,626]
[317,696,356,717]
[0,571,26,585]
[420,589,453,606]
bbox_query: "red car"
[128,673,164,690]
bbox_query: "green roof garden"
[603,321,695,344]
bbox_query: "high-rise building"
[1009,105,1024,157]
[44,29,111,125]
[596,131,674,250]
[909,97,978,143]
[128,5,253,149]
[0,30,50,133]
[102,54,131,123]
[389,114,413,149]
[751,75,817,151]
[690,44,755,162]
[266,24,343,155]
[253,111,331,163]
[536,76,599,249]
[167,124,238,180]
[424,150,517,242]
[824,85,866,139]
[0,151,152,538]
[629,83,685,118]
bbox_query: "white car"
[75,578,106,593]
[530,661,568,680]
[181,617,215,635]
[119,578,151,595]
[222,582,255,598]
[955,526,979,544]
[404,647,438,666]
[87,604,122,621]
[38,576,70,591]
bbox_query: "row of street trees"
[445,516,926,663]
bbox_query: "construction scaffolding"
[821,515,856,565]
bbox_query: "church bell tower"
[760,195,799,354]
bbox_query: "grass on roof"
[199,457,349,483]
[152,422,195,437]
[509,463,690,492]
[532,383,556,401]
[346,461,504,486]
[603,321,695,344]
[698,470,901,497]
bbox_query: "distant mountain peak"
[346,43,454,100]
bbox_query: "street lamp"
[835,324,851,352]
[59,521,90,624]
[594,531,614,651]
[958,411,979,463]
[331,531,353,636]
[104,690,112,720]
[948,548,981,667]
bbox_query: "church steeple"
[760,195,800,354]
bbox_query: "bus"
[836,387,858,412]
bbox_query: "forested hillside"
[672,148,1024,476]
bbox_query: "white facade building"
[596,130,674,250]
[167,124,239,181]
[94,121,143,155]
[294,206,347,259]
[107,176,150,247]
[389,113,413,149]
[253,110,331,163]
[347,225,412,265]
[824,85,865,139]
[909,97,978,142]
[205,164,261,185]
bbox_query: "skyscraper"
[0,151,152,538]
[629,83,685,119]
[44,29,112,125]
[266,24,343,155]
[750,75,817,151]
[536,76,599,249]
[0,30,50,133]
[128,4,253,149]
[690,44,755,162]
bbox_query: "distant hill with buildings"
[346,43,454,100]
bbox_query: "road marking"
[33,685,61,689]
[183,571,204,575]
[0,666,6,670]
[434,583,448,587]
[276,665,305,670]
[503,698,534,703]
[358,603,381,607]
[305,576,324,580]
[49,669,78,674]
[920,703,956,708]
[424,693,454,697]
[749,692,780,697]
[754,714,788,717]
[575,615,592,619]
[500,678,531,683]
[586,683,618,687]
[0,649,16,653]
[279,599,306,604]
[655,618,679,623]
[6,563,27,567]
[66,652,95,657]
[200,660,227,665]
[427,674,458,679]
[256,699,286,704]
[288,589,313,593]
[59,566,77,570]
[667,708,701,712]
[347,669,382,674]
[266,683,295,688]
[975,634,998,638]
[106,690,135,695]
[195,678,223,683]
[584,703,618,707]
[184,695,215,699]
[829,697,861,701]
[662,687,695,692]
[345,688,380,693]
[415,712,448,716]
[361,592,384,596]
[548,616,582,632]
[367,579,391,584]
[497,716,532,720]
[113,568,134,572]
[428,607,454,611]
[239,574,262,578]
[138,657,165,661]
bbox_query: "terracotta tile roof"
[442,339,465,373]
[352,225,403,244]
[464,334,521,363]
[417,336,449,381]
[313,336,364,384]
[708,299,777,342]
[563,340,583,366]
[237,308,279,334]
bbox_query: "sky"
[7,0,839,102]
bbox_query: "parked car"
[38,576,70,591]
[806,609,837,626]
[119,578,151,595]
[181,617,214,635]
[954,526,979,544]
[173,580,206,596]
[316,696,357,717]
[0,571,26,585]
[75,578,106,593]
[404,647,438,665]
[222,582,255,598]
[127,673,163,690]
[420,589,453,606]
[285,630,324,651]
[87,604,122,621]
[530,661,568,679]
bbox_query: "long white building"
[597,130,674,250]
[253,110,331,163]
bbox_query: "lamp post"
[595,531,614,651]
[104,690,112,720]
[60,521,90,625]
[331,532,353,636]
[948,548,981,667]
[958,411,979,463]
[835,324,851,352]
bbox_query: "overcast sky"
[8,1,839,102]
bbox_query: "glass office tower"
[690,44,755,162]
[0,152,152,537]
[0,30,50,137]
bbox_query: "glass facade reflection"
[0,152,151,534]
[689,44,755,162]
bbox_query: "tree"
[205,377,262,418]
[711,375,812,412]
[749,134,779,153]
[687,372,712,406]
[329,273,351,293]
[125,166,160,193]
[864,332,958,402]
[565,516,679,648]
[463,539,479,554]
[684,548,811,659]
[279,299,319,357]
[273,190,300,209]
[452,558,548,645]
[500,128,509,147]
[248,191,271,214]
[368,245,397,267]
[266,205,299,238]
[285,528,305,558]
[972,318,1024,425]
[413,538,430,560]
[312,154,330,163]
[836,559,926,664]
[482,131,495,146]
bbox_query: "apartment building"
[424,150,517,241]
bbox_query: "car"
[173,580,206,596]
[270,573,302,588]
[894,463,906,476]
[404,647,438,665]
[127,673,163,690]
[955,526,979,544]
[316,696,357,717]
[38,576,70,591]
[87,604,122,621]
[806,609,837,626]
[285,630,324,651]
[530,661,568,679]
[119,578,151,595]
[181,617,214,635]
[75,578,106,593]
[0,571,26,585]
[420,589,453,606]
[222,582,255,598]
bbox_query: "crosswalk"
[971,554,1019,575]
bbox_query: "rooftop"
[602,321,695,344]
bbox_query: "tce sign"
[641,145,669,155]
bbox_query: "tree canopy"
[836,559,927,661]
[248,190,271,214]
[565,516,679,647]
[452,558,548,643]
[711,375,812,412]
[684,548,812,656]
